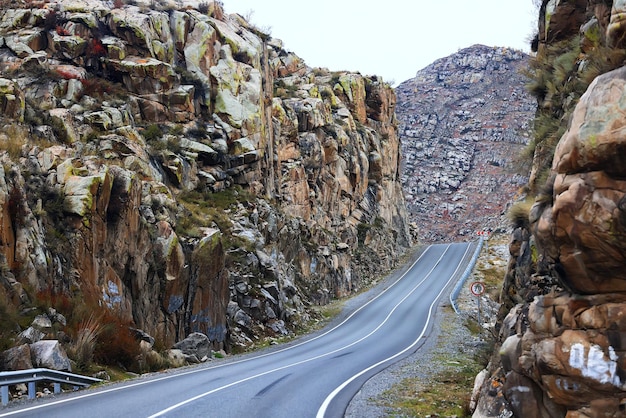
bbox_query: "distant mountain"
[396,44,536,242]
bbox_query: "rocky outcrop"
[396,45,535,242]
[537,66,626,294]
[473,1,626,416]
[0,0,410,369]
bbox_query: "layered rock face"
[474,1,626,416]
[0,0,410,357]
[396,45,534,242]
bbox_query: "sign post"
[477,230,491,251]
[470,281,485,324]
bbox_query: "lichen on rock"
[0,0,410,369]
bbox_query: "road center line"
[147,245,453,417]
[0,244,442,418]
[316,242,472,418]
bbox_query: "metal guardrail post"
[1,385,8,406]
[53,382,61,394]
[28,381,36,400]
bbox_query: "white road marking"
[0,244,465,417]
[316,242,472,418]
[147,245,453,417]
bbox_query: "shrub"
[143,124,163,142]
[41,185,65,222]
[55,25,70,36]
[0,124,28,160]
[55,68,81,80]
[522,35,626,191]
[93,310,142,371]
[67,314,102,372]
[8,187,27,228]
[0,288,20,351]
[87,38,106,58]
[43,8,58,31]
[507,198,533,229]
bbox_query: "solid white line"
[147,245,453,417]
[315,242,472,418]
[0,245,436,418]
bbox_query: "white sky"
[223,1,538,85]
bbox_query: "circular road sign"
[470,281,485,296]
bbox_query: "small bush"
[143,124,163,142]
[55,25,70,36]
[507,198,533,229]
[87,38,106,58]
[0,288,20,351]
[43,9,58,31]
[67,314,102,372]
[42,185,65,221]
[0,124,28,160]
[94,310,142,371]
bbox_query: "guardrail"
[0,368,102,406]
[449,237,484,314]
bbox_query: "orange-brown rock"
[535,66,626,294]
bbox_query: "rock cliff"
[0,0,410,368]
[473,1,626,416]
[396,45,535,242]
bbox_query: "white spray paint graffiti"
[569,342,621,387]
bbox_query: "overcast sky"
[222,1,539,85]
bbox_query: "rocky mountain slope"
[396,44,535,242]
[472,1,626,416]
[0,0,410,371]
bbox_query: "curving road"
[0,242,475,418]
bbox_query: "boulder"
[173,332,210,363]
[166,349,186,368]
[47,307,67,327]
[498,292,626,413]
[337,74,367,123]
[18,327,45,344]
[107,7,174,63]
[29,340,71,371]
[181,12,216,104]
[31,314,52,332]
[1,344,33,371]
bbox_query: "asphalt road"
[0,242,474,418]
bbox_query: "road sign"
[470,281,485,296]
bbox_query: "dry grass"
[0,124,55,160]
[507,198,533,229]
[0,124,28,160]
[67,314,102,372]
